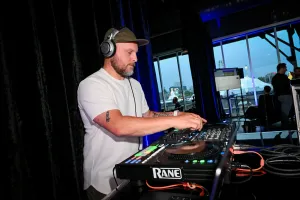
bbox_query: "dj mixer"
[115,123,236,183]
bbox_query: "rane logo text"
[152,168,182,179]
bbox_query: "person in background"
[173,97,182,111]
[271,63,293,129]
[292,67,300,79]
[258,85,281,128]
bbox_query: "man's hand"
[177,112,207,124]
[173,113,207,131]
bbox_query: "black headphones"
[100,28,120,58]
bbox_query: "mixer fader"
[162,124,232,145]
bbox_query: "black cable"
[231,164,253,184]
[128,78,141,151]
[258,145,300,177]
[234,145,300,178]
[263,156,300,177]
[113,166,119,189]
[265,156,300,172]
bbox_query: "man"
[77,27,206,200]
[172,97,182,111]
[257,86,280,128]
[292,67,300,79]
[271,63,293,129]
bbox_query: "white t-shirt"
[77,68,149,194]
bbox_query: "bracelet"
[173,110,179,116]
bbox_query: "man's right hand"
[173,113,207,131]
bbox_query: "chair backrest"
[258,94,281,123]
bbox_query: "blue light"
[125,159,132,164]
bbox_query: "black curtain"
[1,0,157,200]
[180,7,222,123]
[118,0,162,146]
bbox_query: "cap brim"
[116,39,149,46]
[135,39,149,46]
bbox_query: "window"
[178,54,195,111]
[248,31,278,105]
[292,28,300,67]
[154,19,300,120]
[222,38,251,116]
[154,61,164,110]
[213,44,224,69]
[275,29,294,73]
[157,55,182,111]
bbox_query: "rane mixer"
[115,123,236,183]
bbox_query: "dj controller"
[115,123,236,183]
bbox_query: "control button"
[207,159,213,163]
[220,151,224,155]
[192,160,197,163]
[125,159,131,164]
[185,160,189,163]
[200,160,205,164]
[135,159,141,164]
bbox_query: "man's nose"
[132,53,137,62]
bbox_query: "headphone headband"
[101,27,124,58]
[108,28,119,41]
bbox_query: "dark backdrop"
[1,0,160,200]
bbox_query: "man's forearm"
[115,116,175,136]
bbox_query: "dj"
[77,27,206,200]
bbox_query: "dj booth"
[101,125,300,199]
[101,83,300,200]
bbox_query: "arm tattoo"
[106,111,110,122]
[153,112,173,117]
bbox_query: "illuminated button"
[193,160,197,163]
[125,159,132,164]
[200,160,205,164]
[148,146,158,152]
[207,160,213,163]
[135,159,141,164]
[130,159,137,164]
[185,160,189,163]
[220,152,224,155]
[135,152,142,157]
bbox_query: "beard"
[110,55,135,78]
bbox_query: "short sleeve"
[77,80,119,121]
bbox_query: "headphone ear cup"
[100,40,116,58]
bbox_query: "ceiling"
[147,0,297,38]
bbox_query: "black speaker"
[237,68,244,79]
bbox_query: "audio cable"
[145,180,209,197]
[128,78,141,151]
